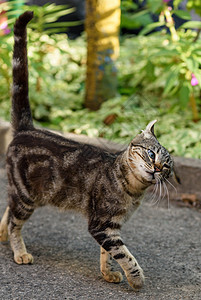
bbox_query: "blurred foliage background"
[1,0,201,158]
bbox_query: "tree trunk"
[85,0,120,111]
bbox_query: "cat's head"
[127,120,173,185]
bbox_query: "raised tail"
[12,11,34,135]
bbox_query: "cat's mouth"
[146,170,163,184]
[144,170,154,183]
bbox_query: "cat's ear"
[145,120,157,135]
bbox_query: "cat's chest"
[123,193,143,222]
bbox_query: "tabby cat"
[0,12,173,291]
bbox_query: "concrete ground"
[0,154,201,300]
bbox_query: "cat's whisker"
[149,179,159,201]
[150,193,160,207]
[159,179,169,208]
[165,178,177,195]
[148,185,158,205]
[149,180,161,206]
[163,181,170,210]
[150,178,170,208]
[160,180,166,201]
[159,180,162,200]
[153,180,162,208]
[158,180,164,207]
[147,188,156,205]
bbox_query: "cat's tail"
[12,11,34,135]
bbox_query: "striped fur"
[0,12,174,291]
[11,11,34,135]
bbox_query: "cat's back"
[6,128,117,209]
[7,128,116,166]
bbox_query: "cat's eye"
[147,149,155,161]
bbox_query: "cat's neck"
[116,149,150,196]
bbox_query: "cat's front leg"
[111,244,145,291]
[89,221,145,291]
[100,246,123,283]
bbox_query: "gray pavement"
[0,154,201,300]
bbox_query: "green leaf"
[145,60,155,80]
[121,14,141,29]
[121,0,138,11]
[192,55,201,65]
[180,21,201,29]
[150,49,179,58]
[184,57,199,73]
[179,83,190,108]
[139,21,165,35]
[163,68,179,95]
[173,10,191,20]
[147,0,163,13]
[44,21,83,28]
[44,5,73,13]
[44,8,75,21]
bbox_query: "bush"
[1,1,201,158]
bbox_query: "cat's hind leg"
[0,206,10,242]
[8,194,35,264]
[100,246,123,283]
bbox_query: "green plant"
[0,30,86,122]
[0,2,85,121]
[119,31,201,117]
[24,3,80,34]
[121,0,152,31]
[1,1,201,159]
[4,0,81,33]
[120,0,201,122]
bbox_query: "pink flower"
[4,28,10,34]
[191,73,199,86]
[0,20,7,30]
[0,18,10,35]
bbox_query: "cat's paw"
[126,268,145,291]
[0,226,9,242]
[14,253,34,264]
[102,271,123,283]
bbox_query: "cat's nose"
[154,164,161,172]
